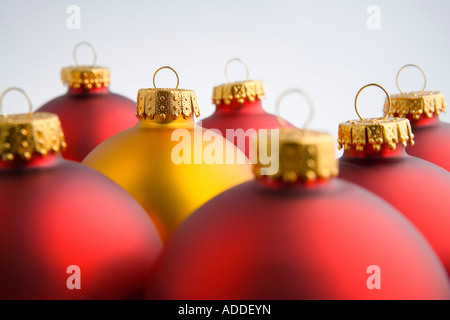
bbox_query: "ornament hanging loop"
[73,41,97,67]
[396,64,427,94]
[355,83,391,120]
[225,58,250,83]
[153,66,180,89]
[0,87,33,118]
[275,88,315,129]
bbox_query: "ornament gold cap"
[212,58,266,105]
[384,65,446,119]
[254,128,339,183]
[136,66,200,120]
[0,88,66,162]
[61,66,110,89]
[338,83,415,152]
[61,42,110,89]
[253,88,338,183]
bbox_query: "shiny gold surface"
[386,91,446,119]
[83,116,253,243]
[338,117,414,152]
[212,80,266,105]
[137,88,200,120]
[0,112,66,161]
[61,66,110,89]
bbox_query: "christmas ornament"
[385,64,450,171]
[202,58,286,158]
[145,89,450,300]
[37,42,137,162]
[338,83,450,276]
[83,66,253,244]
[0,88,162,300]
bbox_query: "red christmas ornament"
[37,42,137,162]
[0,88,162,299]
[338,83,450,276]
[386,64,450,171]
[202,58,285,158]
[145,90,450,300]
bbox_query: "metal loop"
[73,41,97,66]
[224,58,250,83]
[153,66,180,89]
[275,88,315,129]
[396,64,427,94]
[355,83,391,120]
[0,87,33,118]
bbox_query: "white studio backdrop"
[1,0,449,149]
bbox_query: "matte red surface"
[339,143,450,276]
[38,87,137,162]
[202,99,284,158]
[405,115,450,171]
[146,178,450,300]
[0,154,162,299]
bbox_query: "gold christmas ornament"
[0,88,66,161]
[338,83,415,152]
[83,67,253,243]
[384,64,446,119]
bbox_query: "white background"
[1,0,449,146]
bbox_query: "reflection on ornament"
[145,89,450,300]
